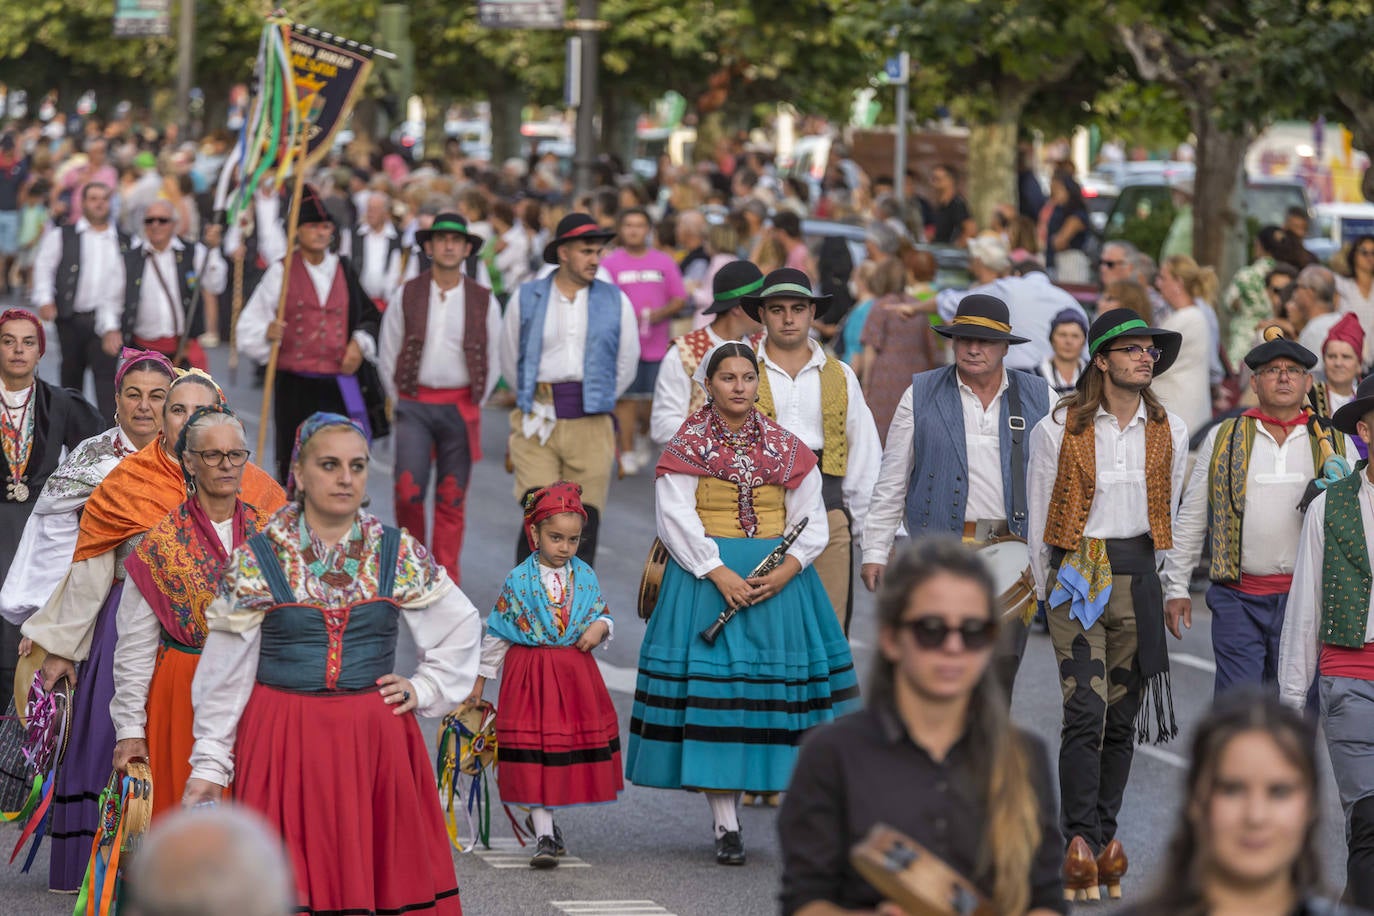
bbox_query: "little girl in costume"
[466,481,623,868]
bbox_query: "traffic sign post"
[891,52,910,202]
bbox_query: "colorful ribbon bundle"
[437,701,517,852]
[212,17,303,227]
[2,672,72,873]
[73,761,153,916]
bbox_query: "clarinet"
[699,517,809,646]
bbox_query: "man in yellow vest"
[740,267,880,636]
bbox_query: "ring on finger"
[402,690,411,703]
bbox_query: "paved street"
[0,336,1353,915]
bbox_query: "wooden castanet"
[850,824,996,916]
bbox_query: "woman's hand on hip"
[377,673,418,716]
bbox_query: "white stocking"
[529,806,554,839]
[706,792,740,837]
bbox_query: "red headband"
[0,309,44,356]
[522,481,588,551]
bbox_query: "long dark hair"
[1055,360,1168,436]
[1138,689,1323,915]
[870,538,1039,915]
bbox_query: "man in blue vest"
[861,294,1052,692]
[498,212,639,566]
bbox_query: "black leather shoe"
[530,835,560,869]
[715,830,745,866]
[525,814,566,856]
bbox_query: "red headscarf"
[1325,311,1365,358]
[0,308,45,355]
[522,481,587,550]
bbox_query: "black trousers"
[273,370,348,483]
[55,312,116,425]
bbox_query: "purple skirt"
[47,580,121,892]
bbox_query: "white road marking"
[596,659,640,695]
[552,902,675,915]
[472,837,590,868]
[1137,745,1188,769]
[1171,652,1217,674]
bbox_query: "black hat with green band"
[1088,307,1182,376]
[414,212,484,254]
[739,267,831,322]
[703,261,765,316]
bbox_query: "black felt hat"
[1087,307,1183,376]
[1243,335,1318,371]
[703,261,765,316]
[933,294,1030,344]
[297,184,332,226]
[739,267,831,322]
[543,212,616,265]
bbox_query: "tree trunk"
[1190,111,1252,285]
[489,81,525,165]
[423,94,447,163]
[965,100,1022,232]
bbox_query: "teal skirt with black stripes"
[625,536,861,793]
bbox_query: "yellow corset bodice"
[695,477,785,538]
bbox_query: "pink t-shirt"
[602,247,686,361]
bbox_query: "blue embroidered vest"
[904,366,1049,539]
[247,527,402,692]
[515,273,622,415]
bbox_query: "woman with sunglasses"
[780,537,1065,915]
[627,341,860,866]
[1118,689,1361,916]
[109,406,274,818]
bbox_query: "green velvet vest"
[1321,470,1373,649]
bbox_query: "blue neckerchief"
[486,553,609,647]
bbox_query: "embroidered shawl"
[486,554,609,647]
[656,405,817,537]
[32,426,134,518]
[74,437,284,562]
[123,495,268,648]
[209,503,448,634]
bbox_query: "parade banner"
[286,26,377,169]
[113,0,171,37]
[479,0,563,29]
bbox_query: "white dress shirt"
[959,370,1011,523]
[1278,471,1374,709]
[31,218,126,332]
[188,571,483,787]
[235,253,376,366]
[498,277,640,413]
[1161,420,1314,600]
[128,237,228,339]
[756,338,881,546]
[378,279,503,404]
[655,468,830,577]
[1026,400,1190,600]
[111,517,233,741]
[650,326,725,445]
[476,560,615,678]
[355,224,403,301]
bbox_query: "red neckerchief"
[1242,407,1309,431]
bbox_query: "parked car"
[1308,202,1374,264]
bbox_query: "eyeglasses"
[143,216,172,225]
[1099,259,1126,269]
[186,448,251,467]
[1102,344,1162,362]
[1255,365,1308,380]
[900,616,999,651]
[1267,285,1289,294]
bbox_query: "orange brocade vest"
[276,256,349,375]
[1042,414,1175,551]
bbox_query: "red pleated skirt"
[145,643,199,821]
[496,646,623,808]
[234,684,462,915]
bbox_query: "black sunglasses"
[1267,284,1288,294]
[143,216,172,225]
[1099,258,1126,269]
[900,616,999,651]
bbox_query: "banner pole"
[256,126,311,463]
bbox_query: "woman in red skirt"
[463,481,623,868]
[183,412,483,915]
